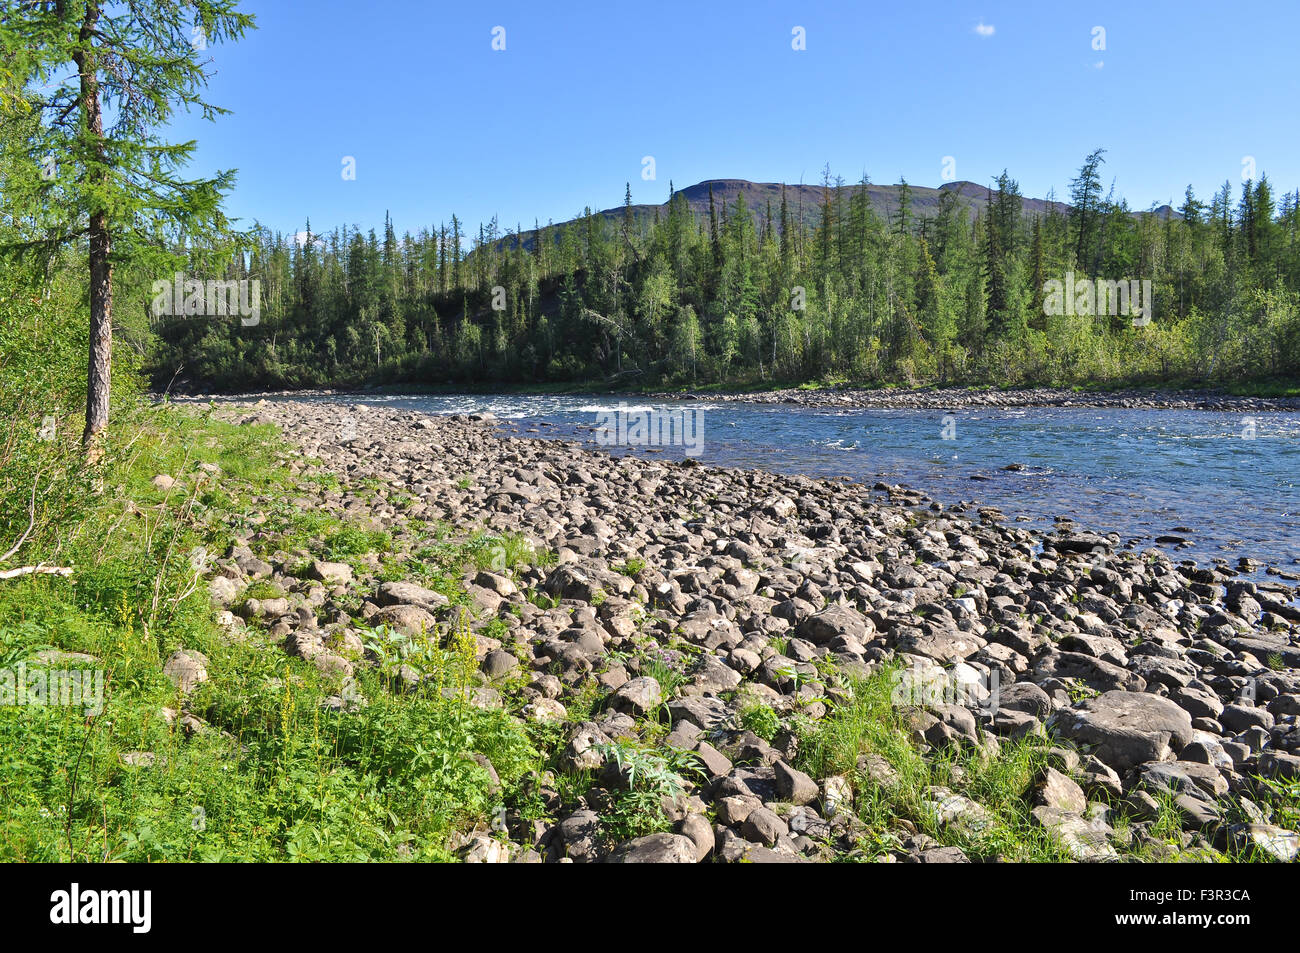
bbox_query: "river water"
[256,393,1300,572]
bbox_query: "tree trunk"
[74,1,112,448]
[83,209,112,445]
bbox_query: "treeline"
[151,151,1300,392]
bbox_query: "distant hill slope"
[493,178,1179,251]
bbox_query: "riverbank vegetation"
[149,158,1300,395]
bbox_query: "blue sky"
[171,0,1300,239]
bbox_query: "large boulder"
[796,605,872,646]
[371,604,438,638]
[1048,691,1193,771]
[607,833,698,863]
[375,581,449,612]
[611,676,662,715]
[1032,651,1146,693]
[308,560,354,585]
[162,649,209,694]
[1031,806,1119,862]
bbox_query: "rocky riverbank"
[174,383,1300,413]
[655,385,1300,412]
[201,397,1300,862]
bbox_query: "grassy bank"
[0,402,546,861]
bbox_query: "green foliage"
[738,701,781,742]
[799,665,1073,861]
[145,159,1300,394]
[0,268,541,860]
[616,557,646,577]
[322,526,393,560]
[593,742,702,841]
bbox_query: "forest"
[148,156,1300,394]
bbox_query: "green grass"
[0,400,545,861]
[798,665,1300,862]
[798,666,1076,861]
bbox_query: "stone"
[716,828,804,863]
[376,580,450,611]
[858,753,900,790]
[924,787,992,833]
[1228,824,1299,863]
[821,775,852,817]
[608,833,698,863]
[773,760,819,806]
[797,605,872,645]
[308,560,353,585]
[1032,651,1146,693]
[611,676,662,714]
[162,649,208,693]
[313,652,353,678]
[371,604,438,638]
[693,741,733,780]
[1138,760,1229,800]
[481,649,519,679]
[1257,751,1300,781]
[1048,690,1193,771]
[675,814,715,862]
[460,834,510,863]
[741,807,789,847]
[715,794,762,827]
[917,846,970,863]
[1220,704,1274,734]
[559,723,610,773]
[208,575,240,607]
[1031,806,1118,862]
[1033,767,1087,812]
[686,653,743,694]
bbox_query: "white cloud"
[974,22,995,37]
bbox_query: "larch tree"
[1069,148,1107,278]
[0,0,253,449]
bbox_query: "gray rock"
[608,833,698,863]
[308,560,354,585]
[480,649,519,679]
[1031,806,1119,862]
[371,604,438,637]
[675,814,715,862]
[376,580,450,611]
[1033,767,1087,812]
[796,605,872,645]
[162,649,209,693]
[611,676,662,714]
[1228,824,1299,862]
[1048,690,1193,771]
[773,760,819,806]
[741,807,789,847]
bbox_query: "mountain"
[490,178,1179,251]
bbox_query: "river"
[236,393,1300,573]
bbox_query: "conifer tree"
[1,0,254,448]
